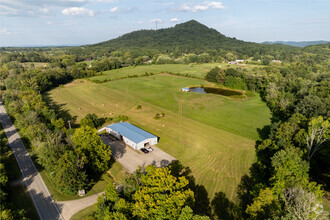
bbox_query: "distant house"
[271,60,282,63]
[181,87,190,92]
[144,60,153,64]
[99,122,158,150]
[236,59,244,63]
[228,61,239,65]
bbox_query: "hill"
[262,40,329,47]
[89,20,292,56]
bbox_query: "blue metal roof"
[107,122,157,144]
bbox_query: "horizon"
[1,0,330,47]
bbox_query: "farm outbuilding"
[99,122,158,150]
[181,87,190,92]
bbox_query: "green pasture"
[49,74,271,200]
[88,63,261,82]
[21,62,48,68]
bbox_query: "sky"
[0,0,329,46]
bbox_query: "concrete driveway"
[101,136,176,173]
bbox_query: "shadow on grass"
[211,192,241,220]
[169,160,245,219]
[43,93,78,128]
[169,160,212,217]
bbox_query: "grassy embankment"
[49,64,271,200]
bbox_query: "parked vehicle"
[146,146,153,152]
[140,148,149,154]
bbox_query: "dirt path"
[57,192,103,220]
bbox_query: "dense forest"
[0,21,329,219]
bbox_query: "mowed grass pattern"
[49,74,271,199]
[89,63,263,82]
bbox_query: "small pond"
[189,87,244,97]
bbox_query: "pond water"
[189,87,206,93]
[189,87,243,97]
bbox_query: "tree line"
[204,51,329,218]
[0,42,329,219]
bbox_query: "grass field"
[21,62,48,68]
[89,63,261,82]
[49,72,271,200]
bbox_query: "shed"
[100,122,158,150]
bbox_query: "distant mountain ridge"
[92,20,249,52]
[90,20,291,56]
[262,41,329,47]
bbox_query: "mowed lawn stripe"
[49,75,269,199]
[100,75,270,140]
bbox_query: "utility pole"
[68,120,71,129]
[156,20,158,30]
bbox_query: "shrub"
[154,112,165,119]
[112,115,129,123]
[224,76,247,90]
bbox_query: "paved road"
[0,100,63,220]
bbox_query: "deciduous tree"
[306,116,329,160]
[132,166,194,219]
[71,125,112,174]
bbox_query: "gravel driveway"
[101,136,176,173]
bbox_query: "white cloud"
[40,7,49,13]
[62,7,94,16]
[137,21,143,24]
[0,0,110,17]
[150,19,163,23]
[174,1,225,12]
[206,1,225,9]
[0,5,19,16]
[110,6,119,12]
[0,28,10,35]
[94,0,118,2]
[65,0,86,2]
[170,18,179,22]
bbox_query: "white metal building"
[99,122,158,150]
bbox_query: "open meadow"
[49,70,271,200]
[88,63,262,82]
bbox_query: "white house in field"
[99,122,158,150]
[271,60,282,63]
